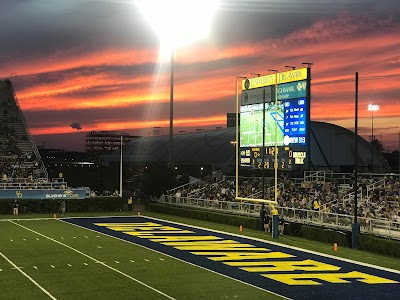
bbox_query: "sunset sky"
[1,0,399,151]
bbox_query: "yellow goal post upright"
[234,75,278,207]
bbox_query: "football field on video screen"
[240,103,284,147]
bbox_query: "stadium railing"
[159,195,400,240]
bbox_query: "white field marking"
[0,251,57,300]
[0,217,55,222]
[9,221,176,300]
[115,261,120,264]
[144,259,150,262]
[33,266,38,270]
[23,239,26,241]
[96,236,100,238]
[60,218,287,299]
[85,236,88,238]
[143,215,400,275]
[130,260,135,263]
[0,268,2,271]
[51,265,55,268]
[67,264,72,267]
[61,237,64,240]
[159,258,164,261]
[36,238,39,241]
[73,237,76,239]
[84,263,88,266]
[10,239,13,242]
[97,246,102,249]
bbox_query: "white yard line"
[0,251,57,300]
[9,221,175,300]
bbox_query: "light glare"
[137,0,219,54]
[367,104,380,111]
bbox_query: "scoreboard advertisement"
[239,68,310,171]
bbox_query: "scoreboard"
[239,68,310,171]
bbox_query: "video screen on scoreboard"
[240,98,307,148]
[240,102,284,147]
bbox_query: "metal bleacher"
[0,79,47,179]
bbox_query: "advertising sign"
[0,189,88,199]
[278,80,307,100]
[241,86,272,105]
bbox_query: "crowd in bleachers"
[166,174,400,223]
[1,81,45,180]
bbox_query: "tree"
[369,135,384,153]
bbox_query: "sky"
[1,0,399,151]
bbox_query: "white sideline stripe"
[60,218,289,299]
[9,221,176,300]
[0,251,57,300]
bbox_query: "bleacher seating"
[0,79,47,180]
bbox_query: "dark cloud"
[70,122,82,130]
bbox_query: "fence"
[159,195,400,240]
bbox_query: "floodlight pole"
[352,72,360,249]
[120,135,123,197]
[169,51,174,171]
[235,76,246,201]
[368,104,380,172]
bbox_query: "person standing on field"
[127,196,133,211]
[13,199,19,215]
[60,200,66,216]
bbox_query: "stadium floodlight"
[367,104,380,170]
[235,76,247,199]
[137,0,220,171]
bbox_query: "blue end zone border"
[61,216,400,300]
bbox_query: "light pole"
[169,51,174,170]
[367,104,380,171]
[235,76,246,200]
[120,135,123,197]
[137,0,220,171]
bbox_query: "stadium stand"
[159,171,400,240]
[0,79,88,199]
[0,79,47,180]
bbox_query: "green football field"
[0,215,281,300]
[1,212,399,299]
[240,106,284,147]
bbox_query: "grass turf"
[1,211,399,299]
[0,216,282,300]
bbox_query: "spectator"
[13,199,19,215]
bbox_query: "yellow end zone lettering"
[192,252,293,261]
[240,259,340,272]
[148,236,223,242]
[264,271,399,285]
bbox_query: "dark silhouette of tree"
[369,135,384,153]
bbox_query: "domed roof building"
[104,121,389,174]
